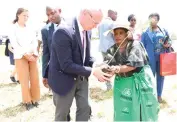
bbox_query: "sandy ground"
[0,40,177,121]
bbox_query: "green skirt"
[114,65,159,121]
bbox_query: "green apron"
[114,65,159,121]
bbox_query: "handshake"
[92,62,119,82]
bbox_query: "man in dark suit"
[41,6,71,121]
[41,6,61,86]
[48,8,112,121]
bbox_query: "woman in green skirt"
[104,25,159,121]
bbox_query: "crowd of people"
[4,5,174,121]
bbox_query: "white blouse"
[9,23,38,59]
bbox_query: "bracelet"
[115,66,120,73]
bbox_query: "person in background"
[46,19,50,24]
[9,8,40,110]
[7,38,19,83]
[128,14,141,41]
[98,9,117,90]
[0,38,2,45]
[36,31,42,54]
[141,13,172,103]
[41,5,71,121]
[41,6,61,89]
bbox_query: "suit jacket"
[48,18,94,96]
[41,23,55,78]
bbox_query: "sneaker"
[158,96,163,103]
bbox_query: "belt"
[155,48,165,53]
[116,72,134,77]
[76,76,85,81]
[155,49,161,53]
[116,68,142,78]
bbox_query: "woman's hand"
[24,54,35,61]
[24,53,32,60]
[163,43,171,48]
[32,54,38,62]
[24,53,37,62]
[110,66,120,74]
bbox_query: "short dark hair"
[128,14,135,22]
[148,13,160,21]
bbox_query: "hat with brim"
[104,24,130,36]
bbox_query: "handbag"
[158,26,174,52]
[4,39,9,56]
[160,52,176,76]
[158,27,176,76]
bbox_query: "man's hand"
[92,66,112,82]
[43,78,49,88]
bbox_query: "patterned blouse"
[104,40,149,76]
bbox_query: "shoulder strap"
[158,26,169,37]
[126,41,133,57]
[139,41,149,61]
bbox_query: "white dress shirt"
[77,19,86,63]
[9,23,38,59]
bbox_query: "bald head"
[108,9,117,21]
[79,8,103,30]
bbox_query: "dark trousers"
[53,76,90,121]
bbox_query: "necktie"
[82,31,85,48]
[82,31,86,63]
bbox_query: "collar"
[77,17,84,32]
[106,17,112,20]
[15,22,26,28]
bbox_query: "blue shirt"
[98,17,115,53]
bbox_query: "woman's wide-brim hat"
[104,24,130,36]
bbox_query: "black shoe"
[10,76,16,82]
[89,106,92,120]
[32,102,39,107]
[25,103,34,110]
[16,80,20,84]
[67,114,71,121]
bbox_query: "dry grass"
[0,103,25,117]
[0,83,18,88]
[0,93,52,118]
[160,99,169,109]
[0,77,177,121]
[90,87,113,102]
